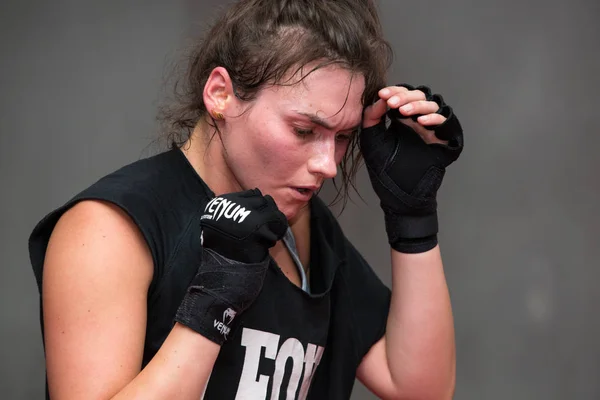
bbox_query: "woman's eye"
[336,130,357,143]
[335,134,352,143]
[294,128,314,137]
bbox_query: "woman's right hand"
[175,189,288,345]
[200,188,288,264]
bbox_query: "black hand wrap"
[174,189,288,345]
[200,189,287,264]
[360,85,464,253]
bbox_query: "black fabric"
[175,247,272,345]
[175,189,287,345]
[359,91,464,254]
[200,189,288,264]
[28,148,392,399]
[388,83,464,147]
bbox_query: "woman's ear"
[203,67,237,118]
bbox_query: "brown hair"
[159,0,393,207]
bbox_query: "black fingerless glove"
[359,85,464,253]
[175,189,288,344]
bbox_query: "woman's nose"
[307,139,337,179]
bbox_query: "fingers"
[364,86,426,128]
[380,86,443,117]
[416,113,446,127]
[365,85,448,132]
[381,85,447,127]
[379,86,426,109]
[398,100,441,120]
[362,98,388,128]
[399,119,449,145]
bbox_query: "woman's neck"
[181,123,242,197]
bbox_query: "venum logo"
[214,307,237,340]
[201,197,251,224]
[223,308,237,325]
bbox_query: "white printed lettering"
[271,338,305,400]
[236,328,280,399]
[203,197,251,224]
[216,199,231,221]
[298,344,324,400]
[207,197,221,213]
[235,328,325,400]
[234,207,251,223]
[224,204,241,219]
[213,321,229,337]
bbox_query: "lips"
[291,186,320,201]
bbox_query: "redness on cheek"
[260,123,300,155]
[256,134,297,172]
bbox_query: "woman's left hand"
[359,83,464,254]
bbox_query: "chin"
[280,205,298,221]
[282,202,312,223]
[261,189,307,222]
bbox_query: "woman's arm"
[356,83,463,398]
[43,200,219,400]
[356,246,455,400]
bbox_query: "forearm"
[111,323,219,400]
[385,245,456,399]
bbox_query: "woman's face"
[220,65,365,220]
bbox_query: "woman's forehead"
[266,66,365,116]
[283,65,364,94]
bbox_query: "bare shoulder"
[42,199,154,399]
[45,199,154,287]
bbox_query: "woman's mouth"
[291,187,315,201]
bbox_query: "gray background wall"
[1,0,598,399]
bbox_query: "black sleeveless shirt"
[29,148,391,399]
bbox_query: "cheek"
[255,132,299,168]
[254,120,307,165]
[237,116,304,174]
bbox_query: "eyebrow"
[294,111,361,132]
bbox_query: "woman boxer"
[30,0,462,398]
